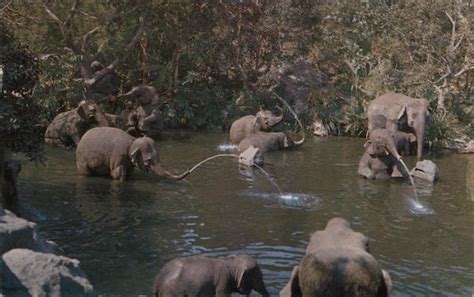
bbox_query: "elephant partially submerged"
[367,92,431,160]
[44,100,108,147]
[281,218,392,297]
[76,127,189,181]
[229,110,283,144]
[358,129,410,180]
[154,255,269,297]
[238,131,305,154]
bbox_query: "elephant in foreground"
[238,131,305,153]
[154,255,269,297]
[280,217,392,297]
[2,160,22,206]
[76,127,188,181]
[358,129,409,180]
[229,110,283,144]
[44,100,108,147]
[367,92,431,160]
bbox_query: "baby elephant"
[358,129,409,180]
[229,110,283,144]
[76,127,188,181]
[44,100,108,147]
[154,255,270,297]
[238,132,305,154]
[281,217,392,297]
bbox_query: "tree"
[0,24,44,200]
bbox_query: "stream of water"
[15,133,474,296]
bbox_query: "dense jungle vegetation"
[1,0,473,161]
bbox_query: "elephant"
[358,129,410,180]
[44,100,108,147]
[280,217,392,297]
[238,131,305,154]
[125,105,164,140]
[76,127,188,181]
[367,92,431,160]
[118,85,164,140]
[229,110,283,144]
[153,254,270,297]
[2,160,22,206]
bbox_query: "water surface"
[17,134,474,296]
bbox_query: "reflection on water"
[16,134,474,296]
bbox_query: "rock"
[410,160,439,182]
[1,249,96,297]
[311,119,329,137]
[0,209,58,255]
[239,146,264,166]
[459,140,474,154]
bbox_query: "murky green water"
[16,133,474,296]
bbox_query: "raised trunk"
[152,164,189,181]
[293,131,306,146]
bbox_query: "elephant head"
[255,110,284,130]
[77,100,108,127]
[364,129,401,161]
[228,255,270,297]
[282,217,393,297]
[396,98,431,160]
[128,137,189,180]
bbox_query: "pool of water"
[15,133,474,296]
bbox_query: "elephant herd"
[2,90,436,296]
[358,92,432,180]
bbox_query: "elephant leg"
[77,164,91,176]
[111,165,126,181]
[391,165,403,178]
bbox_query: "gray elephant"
[238,132,305,154]
[280,217,392,297]
[76,127,188,181]
[229,110,283,144]
[44,100,108,147]
[153,255,269,297]
[367,92,431,160]
[2,160,22,206]
[394,131,416,156]
[117,85,164,140]
[358,129,409,180]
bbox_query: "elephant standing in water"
[367,92,431,160]
[358,129,410,180]
[280,218,392,297]
[76,127,188,181]
[238,131,305,153]
[44,100,108,147]
[2,160,21,206]
[154,255,269,297]
[229,110,283,144]
[117,85,164,140]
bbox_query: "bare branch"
[445,12,456,53]
[80,26,100,54]
[83,17,145,87]
[64,0,80,28]
[42,1,80,53]
[454,66,474,77]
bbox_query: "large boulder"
[410,160,439,182]
[1,249,96,297]
[0,208,57,255]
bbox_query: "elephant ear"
[252,116,262,127]
[77,100,89,120]
[363,140,372,149]
[397,105,407,121]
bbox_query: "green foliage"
[2,0,472,148]
[0,24,45,161]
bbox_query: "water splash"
[216,144,238,152]
[407,196,435,215]
[243,191,320,209]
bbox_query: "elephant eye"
[412,113,417,118]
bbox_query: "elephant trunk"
[415,119,425,161]
[386,138,401,161]
[152,163,190,181]
[293,131,306,146]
